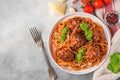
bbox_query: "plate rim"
[48,12,111,75]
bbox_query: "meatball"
[67,20,80,31]
[56,47,75,62]
[84,46,100,59]
[70,33,85,51]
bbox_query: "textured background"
[0,0,93,80]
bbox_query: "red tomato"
[104,0,112,4]
[81,0,91,4]
[84,4,94,13]
[94,0,104,8]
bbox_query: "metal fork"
[29,27,57,80]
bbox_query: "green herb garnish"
[86,30,93,41]
[75,48,87,62]
[62,26,69,34]
[78,48,87,55]
[60,34,66,43]
[60,26,69,43]
[80,22,93,41]
[80,22,88,31]
[76,53,83,62]
[107,52,120,74]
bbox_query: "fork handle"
[40,45,57,79]
[48,65,57,80]
[40,45,51,67]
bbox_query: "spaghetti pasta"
[51,16,108,70]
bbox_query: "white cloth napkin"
[93,29,120,80]
[93,0,120,80]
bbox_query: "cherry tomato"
[104,0,112,4]
[84,4,94,13]
[81,0,91,4]
[94,0,104,8]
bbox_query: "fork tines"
[29,27,42,46]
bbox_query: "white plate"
[49,12,111,75]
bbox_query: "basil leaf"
[114,52,120,63]
[107,52,120,74]
[86,30,93,41]
[110,54,119,64]
[60,27,69,43]
[80,22,88,31]
[107,63,114,72]
[108,63,119,74]
[76,48,87,62]
[75,53,83,62]
[62,27,69,34]
[85,30,89,36]
[80,22,93,41]
[60,34,66,43]
[78,48,87,55]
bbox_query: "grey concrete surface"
[0,0,93,80]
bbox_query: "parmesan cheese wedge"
[48,2,67,15]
